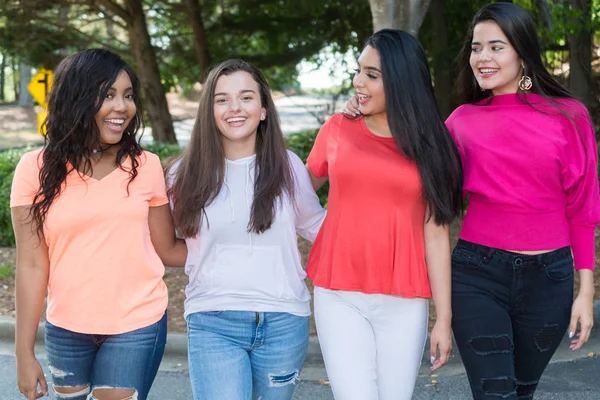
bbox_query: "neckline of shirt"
[358,116,396,142]
[476,92,547,106]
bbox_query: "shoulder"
[138,150,161,166]
[446,104,479,124]
[286,149,304,166]
[16,149,44,172]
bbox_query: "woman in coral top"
[11,49,186,400]
[307,29,463,399]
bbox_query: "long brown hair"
[169,59,294,237]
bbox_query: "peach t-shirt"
[11,149,169,334]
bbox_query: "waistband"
[456,239,572,267]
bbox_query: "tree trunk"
[0,54,5,101]
[13,59,19,100]
[125,0,177,143]
[184,0,212,79]
[429,0,452,118]
[569,0,592,106]
[18,63,33,107]
[367,0,432,36]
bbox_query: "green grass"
[0,260,14,279]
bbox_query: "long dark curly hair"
[31,48,144,235]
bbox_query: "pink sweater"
[446,93,600,270]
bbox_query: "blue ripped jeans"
[44,313,167,400]
[186,311,309,400]
[451,240,574,400]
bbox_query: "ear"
[260,107,267,121]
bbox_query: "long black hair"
[31,48,143,235]
[169,59,295,237]
[455,2,573,104]
[365,29,463,225]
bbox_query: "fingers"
[570,317,593,351]
[567,312,578,342]
[430,341,452,371]
[39,375,48,398]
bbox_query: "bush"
[0,147,38,246]
[285,129,329,207]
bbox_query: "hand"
[342,95,361,116]
[568,293,594,351]
[429,319,452,371]
[16,354,48,400]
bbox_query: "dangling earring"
[519,64,532,91]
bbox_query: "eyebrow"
[471,39,508,45]
[108,86,133,92]
[214,89,257,96]
[357,64,382,73]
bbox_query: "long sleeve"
[289,151,326,242]
[562,102,600,270]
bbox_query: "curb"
[2,299,599,362]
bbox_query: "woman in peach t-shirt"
[11,49,186,400]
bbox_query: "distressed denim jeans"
[451,240,574,400]
[186,311,309,400]
[44,312,167,400]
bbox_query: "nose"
[353,72,364,89]
[113,95,128,112]
[477,47,492,61]
[230,98,241,112]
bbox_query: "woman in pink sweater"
[445,3,599,399]
[345,3,599,399]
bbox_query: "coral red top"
[306,114,431,298]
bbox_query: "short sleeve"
[307,114,342,178]
[288,150,326,242]
[10,150,43,208]
[145,152,169,207]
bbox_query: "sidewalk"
[2,300,600,384]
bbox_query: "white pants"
[314,286,428,400]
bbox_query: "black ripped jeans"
[451,239,574,400]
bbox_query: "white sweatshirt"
[168,150,326,318]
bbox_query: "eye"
[471,47,481,53]
[492,46,503,51]
[353,68,360,74]
[241,96,253,101]
[125,94,135,100]
[105,93,114,99]
[215,98,227,104]
[367,73,378,79]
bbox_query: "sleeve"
[306,114,340,178]
[289,151,326,242]
[146,152,169,207]
[10,151,42,208]
[562,103,600,270]
[445,110,467,199]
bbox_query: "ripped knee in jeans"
[482,377,517,398]
[89,387,138,400]
[267,370,300,387]
[468,334,513,355]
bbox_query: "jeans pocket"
[452,247,482,270]
[543,256,574,282]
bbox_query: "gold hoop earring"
[519,75,532,91]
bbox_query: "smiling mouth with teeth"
[226,117,247,123]
[479,68,499,74]
[105,119,125,124]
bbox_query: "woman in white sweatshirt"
[167,59,326,400]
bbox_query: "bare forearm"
[160,239,188,267]
[577,269,594,298]
[425,224,452,322]
[15,266,48,357]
